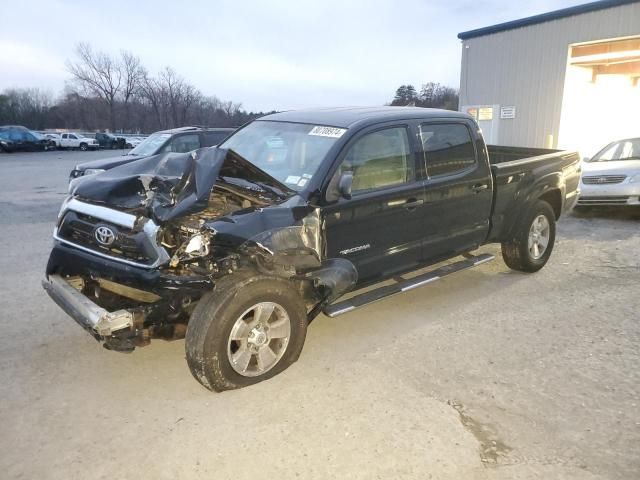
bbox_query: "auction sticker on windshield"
[308,126,347,138]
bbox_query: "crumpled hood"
[71,147,294,223]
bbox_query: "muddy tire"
[185,273,308,392]
[501,200,556,273]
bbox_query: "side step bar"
[323,253,494,317]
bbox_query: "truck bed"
[487,145,560,164]
[486,145,581,243]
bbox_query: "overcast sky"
[0,0,586,111]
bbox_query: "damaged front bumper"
[44,242,214,351]
[42,275,134,339]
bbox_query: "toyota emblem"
[94,225,116,246]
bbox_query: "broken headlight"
[169,231,213,267]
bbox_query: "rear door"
[418,121,493,261]
[323,123,427,285]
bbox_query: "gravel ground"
[0,150,638,480]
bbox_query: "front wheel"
[185,273,308,391]
[501,200,556,272]
[79,143,88,151]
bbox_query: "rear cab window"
[419,123,477,177]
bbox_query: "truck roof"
[156,126,236,134]
[260,106,471,129]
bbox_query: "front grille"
[57,211,153,264]
[582,175,626,185]
[577,196,630,205]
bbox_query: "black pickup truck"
[42,107,581,391]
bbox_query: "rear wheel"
[185,273,308,391]
[501,200,556,272]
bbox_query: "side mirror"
[338,171,353,200]
[325,171,354,203]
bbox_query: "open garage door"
[558,36,640,158]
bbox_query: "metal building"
[458,0,640,157]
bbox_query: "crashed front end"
[43,147,356,352]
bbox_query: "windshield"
[220,120,344,190]
[129,133,171,156]
[590,138,640,162]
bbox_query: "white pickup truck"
[59,133,99,151]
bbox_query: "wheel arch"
[538,188,562,220]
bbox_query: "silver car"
[577,137,640,207]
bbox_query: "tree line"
[389,83,459,110]
[0,43,272,133]
[0,42,460,133]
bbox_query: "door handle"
[403,198,424,210]
[386,198,424,209]
[471,183,488,193]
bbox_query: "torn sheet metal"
[71,147,294,223]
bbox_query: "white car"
[577,137,640,207]
[59,133,99,151]
[124,137,143,149]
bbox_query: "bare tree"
[120,51,144,104]
[66,43,122,130]
[120,51,145,130]
[138,73,165,128]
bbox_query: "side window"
[339,127,412,193]
[62,134,68,139]
[420,123,476,177]
[202,131,230,147]
[9,129,23,141]
[164,134,201,153]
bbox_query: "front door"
[418,121,493,261]
[323,125,426,285]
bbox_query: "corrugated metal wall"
[459,2,640,148]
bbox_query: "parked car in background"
[95,132,126,150]
[577,137,640,208]
[70,126,235,179]
[124,136,143,149]
[44,133,62,148]
[33,132,57,150]
[0,126,50,153]
[59,132,100,151]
